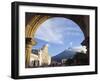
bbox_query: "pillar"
[25,38,36,68]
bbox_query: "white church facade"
[29,44,51,67]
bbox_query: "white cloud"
[34,23,64,44]
[72,46,87,54]
[69,42,73,47]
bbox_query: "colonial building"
[29,44,51,67]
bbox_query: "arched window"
[32,60,39,67]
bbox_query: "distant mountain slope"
[52,49,76,62]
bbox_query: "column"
[25,38,36,68]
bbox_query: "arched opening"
[31,60,39,67]
[33,17,85,56]
[25,14,89,68]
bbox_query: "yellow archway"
[25,15,51,67]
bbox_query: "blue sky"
[33,17,85,56]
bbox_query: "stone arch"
[25,15,89,67]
